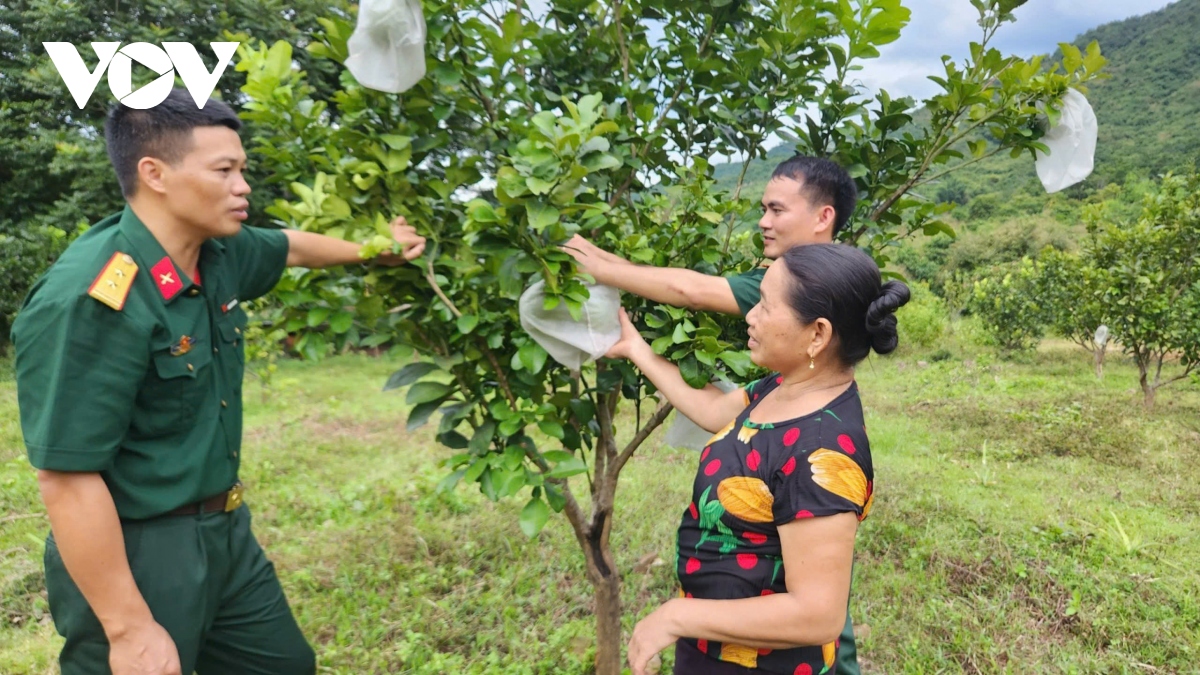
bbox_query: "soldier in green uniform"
[564,156,865,675]
[12,89,426,675]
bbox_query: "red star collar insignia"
[151,257,184,301]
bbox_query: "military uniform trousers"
[44,505,315,675]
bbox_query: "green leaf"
[519,496,551,537]
[544,483,566,511]
[436,469,466,493]
[383,362,441,391]
[542,450,573,463]
[469,200,500,222]
[439,430,469,449]
[538,420,566,439]
[527,177,556,195]
[457,314,480,334]
[406,381,455,405]
[679,354,704,388]
[329,311,353,334]
[519,343,549,374]
[407,399,443,431]
[719,350,754,377]
[672,323,689,344]
[380,134,411,150]
[582,153,622,172]
[470,421,496,454]
[527,202,560,231]
[306,307,331,327]
[265,41,293,80]
[547,455,588,479]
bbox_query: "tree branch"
[479,340,518,409]
[425,255,463,319]
[610,400,674,479]
[612,0,635,120]
[548,476,592,550]
[914,146,1006,189]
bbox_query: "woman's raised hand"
[604,308,647,360]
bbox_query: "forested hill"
[715,0,1200,201]
[1069,0,1200,183]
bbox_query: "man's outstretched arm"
[562,234,741,315]
[285,216,426,269]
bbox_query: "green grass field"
[2,339,1198,674]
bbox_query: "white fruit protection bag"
[345,0,428,94]
[518,281,623,371]
[1035,88,1098,193]
[662,380,739,451]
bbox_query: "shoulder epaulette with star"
[87,252,139,311]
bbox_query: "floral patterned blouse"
[675,374,874,675]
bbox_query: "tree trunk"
[1139,366,1156,409]
[1093,344,1106,379]
[591,560,623,675]
[556,476,625,675]
[583,507,623,675]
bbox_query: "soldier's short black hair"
[104,88,241,197]
[770,156,859,236]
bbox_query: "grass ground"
[1,338,1197,674]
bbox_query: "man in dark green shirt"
[13,89,424,675]
[564,156,866,674]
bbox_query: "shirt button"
[186,363,194,372]
[221,400,228,408]
[213,347,219,353]
[188,288,200,296]
[234,327,242,335]
[231,451,238,458]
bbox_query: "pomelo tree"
[235,0,1103,670]
[1079,172,1200,408]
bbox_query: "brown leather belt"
[165,484,245,516]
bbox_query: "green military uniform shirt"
[13,206,288,520]
[727,265,767,316]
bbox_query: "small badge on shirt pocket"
[150,343,212,430]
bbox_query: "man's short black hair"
[104,88,241,197]
[770,156,859,236]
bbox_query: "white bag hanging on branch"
[519,281,622,371]
[662,380,739,451]
[345,0,428,94]
[1035,88,1098,193]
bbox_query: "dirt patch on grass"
[910,396,1143,464]
[0,567,46,628]
[245,413,408,448]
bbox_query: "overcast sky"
[857,0,1177,100]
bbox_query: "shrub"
[898,281,949,349]
[0,226,72,357]
[968,258,1047,352]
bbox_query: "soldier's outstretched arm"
[285,216,426,269]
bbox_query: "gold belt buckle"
[224,484,245,512]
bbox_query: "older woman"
[606,244,909,675]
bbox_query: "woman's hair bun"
[864,281,911,355]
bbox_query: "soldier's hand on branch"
[373,216,427,266]
[108,620,182,675]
